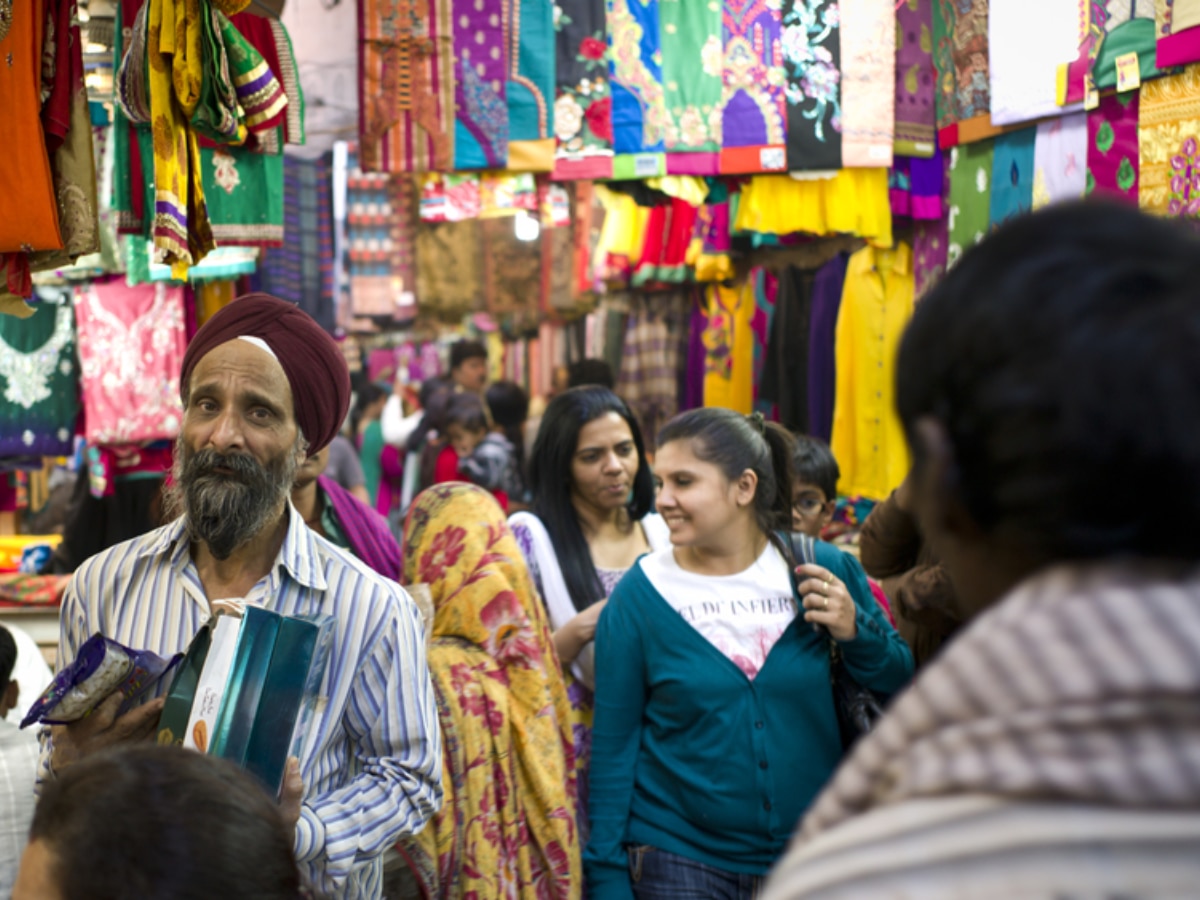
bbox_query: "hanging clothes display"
[947,139,994,268]
[759,265,817,432]
[506,0,556,171]
[686,199,735,282]
[805,251,849,443]
[1092,16,1163,89]
[734,170,893,246]
[616,292,688,449]
[0,0,63,257]
[358,0,456,172]
[553,0,614,179]
[660,0,723,172]
[1157,0,1200,66]
[632,197,699,286]
[839,0,895,168]
[932,0,991,130]
[782,0,843,171]
[913,216,948,300]
[987,127,1037,227]
[608,0,667,162]
[74,281,186,446]
[453,0,509,170]
[0,295,79,457]
[200,142,286,246]
[830,243,914,501]
[1032,112,1088,209]
[720,0,787,174]
[259,153,338,331]
[1060,1,1108,106]
[195,280,238,327]
[702,281,755,414]
[988,0,1082,126]
[894,0,937,156]
[750,269,778,415]
[415,220,484,318]
[481,218,543,318]
[1138,63,1200,216]
[1087,91,1140,200]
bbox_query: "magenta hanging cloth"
[319,474,401,581]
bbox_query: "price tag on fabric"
[1115,52,1141,92]
[760,147,785,170]
[633,154,660,177]
[1084,74,1099,110]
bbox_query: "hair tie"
[747,411,766,435]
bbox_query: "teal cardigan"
[583,539,914,899]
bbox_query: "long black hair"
[528,386,656,612]
[657,408,796,538]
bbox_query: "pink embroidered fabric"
[74,281,186,445]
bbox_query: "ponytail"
[658,408,797,537]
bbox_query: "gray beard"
[166,442,299,561]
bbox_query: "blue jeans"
[627,845,764,900]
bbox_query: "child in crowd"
[444,392,522,512]
[791,434,895,625]
[484,381,531,510]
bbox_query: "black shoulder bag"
[780,531,885,750]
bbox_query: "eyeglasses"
[792,495,826,517]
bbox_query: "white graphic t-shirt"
[640,543,798,679]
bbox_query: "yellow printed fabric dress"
[830,243,914,500]
[702,281,755,414]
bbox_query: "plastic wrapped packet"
[21,634,180,728]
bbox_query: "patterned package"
[21,633,179,727]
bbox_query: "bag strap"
[777,530,839,658]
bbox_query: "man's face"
[452,357,488,393]
[174,340,304,560]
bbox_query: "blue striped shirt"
[39,506,443,899]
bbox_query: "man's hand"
[49,692,165,773]
[279,756,304,831]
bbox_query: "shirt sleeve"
[822,546,914,697]
[380,396,424,447]
[583,579,644,900]
[857,490,922,580]
[293,588,443,894]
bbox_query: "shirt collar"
[135,502,328,593]
[863,241,912,276]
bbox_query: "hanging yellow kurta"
[733,169,893,247]
[703,281,755,414]
[146,0,214,269]
[830,243,914,500]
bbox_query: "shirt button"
[759,760,769,770]
[755,721,764,729]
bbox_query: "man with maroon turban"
[39,294,443,900]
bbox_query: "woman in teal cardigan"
[584,409,914,900]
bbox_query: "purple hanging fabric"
[806,252,849,443]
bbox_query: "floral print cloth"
[553,0,614,178]
[1087,90,1140,200]
[608,0,667,156]
[720,0,787,173]
[1138,63,1200,216]
[0,296,79,456]
[933,0,991,130]
[399,483,580,899]
[453,0,509,169]
[782,0,843,170]
[660,0,723,168]
[894,0,937,156]
[73,280,186,446]
[840,0,895,167]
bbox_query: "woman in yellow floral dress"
[398,483,581,899]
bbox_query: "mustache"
[185,449,267,482]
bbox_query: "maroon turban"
[179,293,350,454]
